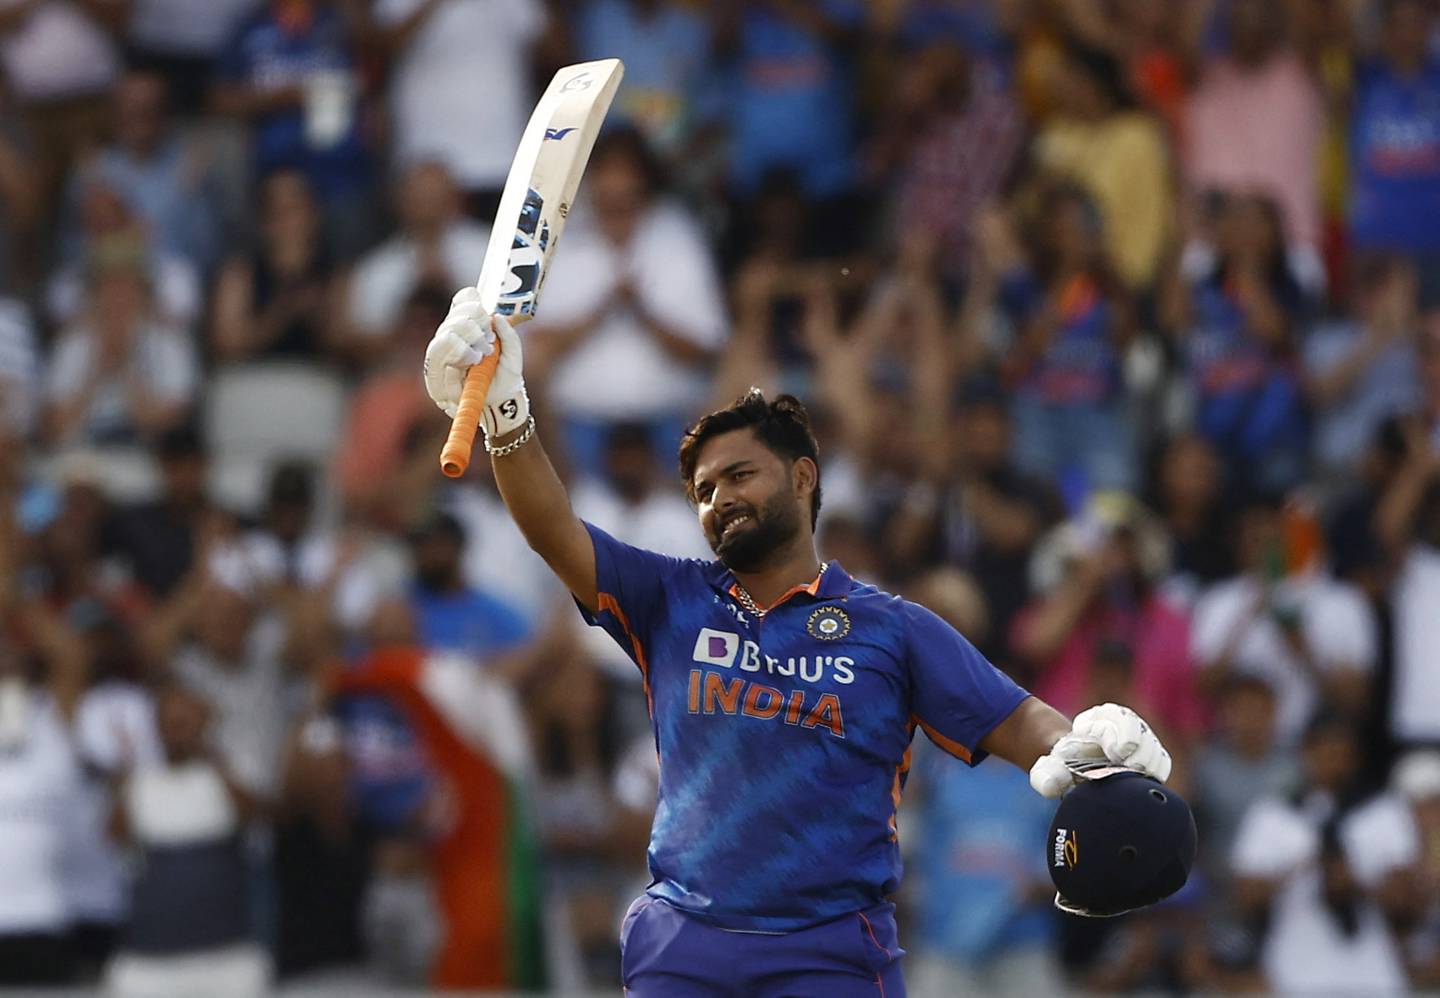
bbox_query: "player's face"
[692,429,806,572]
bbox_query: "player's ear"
[792,457,818,502]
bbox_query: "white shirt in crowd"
[0,689,79,935]
[127,0,257,57]
[44,319,197,442]
[61,682,161,926]
[1390,545,1440,743]
[1232,796,1408,994]
[0,0,119,102]
[47,254,201,331]
[347,219,490,337]
[1191,573,1376,744]
[375,0,545,190]
[0,298,38,437]
[571,482,712,563]
[538,202,727,423]
[172,616,289,798]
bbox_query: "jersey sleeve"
[577,521,689,676]
[903,600,1030,765]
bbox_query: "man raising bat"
[426,295,1181,994]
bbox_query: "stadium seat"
[203,362,348,516]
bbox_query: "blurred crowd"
[2,0,1440,994]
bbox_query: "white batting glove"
[423,288,530,438]
[1029,703,1172,799]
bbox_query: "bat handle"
[439,347,502,478]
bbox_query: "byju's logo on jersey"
[807,606,850,641]
[693,627,740,667]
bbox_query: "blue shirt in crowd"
[218,4,370,199]
[1350,57,1440,253]
[727,1,863,198]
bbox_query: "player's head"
[679,390,822,572]
[1048,769,1197,917]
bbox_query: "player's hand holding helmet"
[1029,703,1172,799]
[423,287,529,438]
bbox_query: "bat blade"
[440,58,625,478]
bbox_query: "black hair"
[1062,40,1135,110]
[678,389,822,530]
[588,123,667,198]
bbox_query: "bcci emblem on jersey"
[807,606,851,641]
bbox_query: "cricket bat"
[439,58,625,477]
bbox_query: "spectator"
[1031,40,1174,290]
[1375,397,1440,753]
[1184,0,1324,250]
[1191,494,1376,745]
[347,160,488,349]
[1349,0,1440,287]
[143,550,290,800]
[405,510,531,666]
[1013,493,1201,739]
[270,699,368,981]
[49,179,201,329]
[336,284,449,522]
[1305,254,1424,479]
[995,184,1138,494]
[367,0,553,214]
[884,388,1062,664]
[1164,191,1311,494]
[1150,433,1235,607]
[573,0,715,155]
[571,421,713,561]
[104,683,270,998]
[527,127,726,474]
[64,69,222,272]
[54,607,162,982]
[870,40,1025,283]
[43,238,197,447]
[211,168,347,364]
[1191,675,1299,882]
[0,628,82,986]
[1342,750,1440,987]
[905,753,1064,996]
[213,0,373,255]
[1229,712,1406,993]
[0,0,122,199]
[714,1,864,210]
[330,602,545,991]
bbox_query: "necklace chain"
[732,564,826,620]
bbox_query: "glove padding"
[423,288,529,438]
[1029,703,1172,798]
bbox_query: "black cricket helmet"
[1047,766,1197,917]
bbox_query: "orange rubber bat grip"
[439,347,501,478]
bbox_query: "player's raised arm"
[424,291,598,611]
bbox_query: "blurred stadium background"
[2,0,1440,994]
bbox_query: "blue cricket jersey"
[579,523,1030,931]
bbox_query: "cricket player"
[423,293,1173,996]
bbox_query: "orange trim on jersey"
[859,910,893,960]
[887,745,912,841]
[598,592,654,718]
[726,567,826,613]
[911,713,973,763]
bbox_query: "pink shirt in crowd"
[1185,52,1325,248]
[1014,595,1205,740]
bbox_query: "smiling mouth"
[720,513,753,540]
